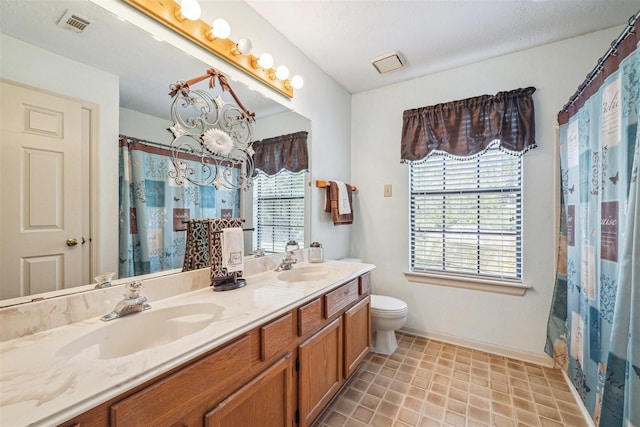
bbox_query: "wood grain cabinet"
[343,296,371,379]
[57,272,371,427]
[205,354,293,427]
[110,335,252,427]
[297,275,372,426]
[298,317,343,427]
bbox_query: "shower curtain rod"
[559,9,640,114]
[120,134,170,150]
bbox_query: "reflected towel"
[325,181,353,225]
[222,227,244,273]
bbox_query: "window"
[409,141,522,280]
[253,171,305,253]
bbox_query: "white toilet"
[340,258,408,355]
[370,295,408,355]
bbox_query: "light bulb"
[211,18,230,39]
[290,75,304,89]
[180,0,201,20]
[235,38,253,55]
[275,65,289,80]
[257,53,274,69]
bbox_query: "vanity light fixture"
[289,75,304,90]
[232,38,253,55]
[256,53,274,69]
[206,18,230,40]
[123,0,302,98]
[177,0,201,21]
[275,65,289,80]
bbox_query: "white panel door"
[0,81,86,299]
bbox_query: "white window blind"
[253,171,305,253]
[410,142,522,280]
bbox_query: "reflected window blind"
[410,142,523,280]
[253,171,305,253]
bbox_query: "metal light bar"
[122,0,294,98]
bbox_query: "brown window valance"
[253,131,309,175]
[400,87,536,163]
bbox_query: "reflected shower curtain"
[545,35,640,425]
[119,137,240,277]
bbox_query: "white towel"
[222,227,244,273]
[335,181,352,215]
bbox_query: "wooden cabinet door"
[344,296,371,379]
[205,354,293,427]
[298,317,343,427]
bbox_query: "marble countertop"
[0,260,374,427]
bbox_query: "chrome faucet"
[275,240,299,271]
[101,281,151,321]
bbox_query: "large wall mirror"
[0,0,311,305]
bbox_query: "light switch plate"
[384,184,392,197]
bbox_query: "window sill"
[404,271,530,296]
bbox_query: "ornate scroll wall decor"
[168,68,255,191]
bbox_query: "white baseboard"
[400,326,554,367]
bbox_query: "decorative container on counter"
[309,242,324,263]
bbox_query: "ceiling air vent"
[371,50,406,74]
[57,10,92,34]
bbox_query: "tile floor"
[312,333,588,427]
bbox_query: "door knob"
[66,237,78,247]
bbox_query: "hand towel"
[182,219,211,271]
[221,227,244,273]
[335,181,352,215]
[325,181,353,225]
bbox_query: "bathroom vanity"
[0,259,373,427]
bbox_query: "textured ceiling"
[244,0,640,94]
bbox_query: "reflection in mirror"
[0,0,310,305]
[249,129,309,255]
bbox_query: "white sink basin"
[57,303,223,360]
[277,266,334,282]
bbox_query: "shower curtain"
[119,136,240,277]
[545,15,639,426]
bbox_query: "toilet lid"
[370,295,407,313]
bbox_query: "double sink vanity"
[0,256,374,427]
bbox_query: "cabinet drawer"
[324,280,358,319]
[261,312,293,361]
[111,335,251,426]
[298,298,323,337]
[359,273,371,295]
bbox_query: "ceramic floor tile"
[311,333,587,427]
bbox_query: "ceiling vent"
[57,10,92,34]
[371,50,406,74]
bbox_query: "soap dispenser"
[309,242,324,263]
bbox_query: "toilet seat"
[370,295,408,318]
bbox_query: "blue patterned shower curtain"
[545,20,639,426]
[119,136,240,278]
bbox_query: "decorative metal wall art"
[168,68,256,191]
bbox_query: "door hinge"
[295,409,299,424]
[295,357,299,371]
